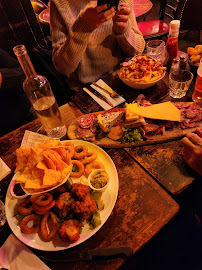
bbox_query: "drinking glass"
[169,70,193,98]
[146,40,168,65]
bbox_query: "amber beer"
[13,45,66,139]
[192,58,202,103]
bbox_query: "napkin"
[0,158,11,181]
[83,79,125,110]
[0,234,51,270]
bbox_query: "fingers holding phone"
[81,1,116,29]
[97,0,119,11]
[113,3,131,34]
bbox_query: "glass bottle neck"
[13,45,37,78]
[168,29,179,38]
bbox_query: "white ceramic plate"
[5,140,119,251]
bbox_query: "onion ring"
[63,141,74,148]
[85,161,105,177]
[30,193,53,207]
[17,198,33,216]
[40,211,58,241]
[70,160,84,178]
[33,200,55,215]
[20,214,41,234]
[73,145,88,160]
[65,145,75,158]
[79,152,97,165]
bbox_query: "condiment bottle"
[179,55,187,70]
[166,20,180,70]
[13,44,67,139]
[170,58,179,74]
[192,58,202,103]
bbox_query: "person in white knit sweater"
[50,0,145,91]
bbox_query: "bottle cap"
[170,20,180,30]
[169,20,180,37]
[180,55,186,60]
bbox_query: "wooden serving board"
[67,112,202,149]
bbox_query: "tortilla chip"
[43,169,62,186]
[24,177,42,190]
[15,139,71,191]
[36,161,48,170]
[51,146,66,159]
[24,167,44,190]
[61,165,72,180]
[39,139,60,149]
[15,147,32,173]
[15,168,32,183]
[47,150,68,171]
[42,152,57,170]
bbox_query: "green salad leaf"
[120,127,143,143]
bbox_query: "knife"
[86,85,114,107]
[40,246,132,262]
[91,82,119,99]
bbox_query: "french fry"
[119,55,166,83]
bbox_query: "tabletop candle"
[166,20,180,70]
[13,44,67,139]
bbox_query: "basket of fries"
[119,55,166,89]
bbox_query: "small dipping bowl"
[88,169,109,192]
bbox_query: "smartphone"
[97,0,119,10]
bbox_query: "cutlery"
[87,85,114,107]
[92,82,119,99]
[40,246,133,262]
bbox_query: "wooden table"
[133,0,153,20]
[72,64,200,195]
[1,61,201,269]
[0,100,179,269]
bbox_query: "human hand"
[113,3,131,34]
[181,128,202,176]
[81,1,116,29]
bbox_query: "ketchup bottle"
[192,58,202,103]
[166,20,180,70]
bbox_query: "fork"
[92,82,119,99]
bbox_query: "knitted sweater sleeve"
[50,0,145,78]
[113,0,145,57]
[50,0,93,77]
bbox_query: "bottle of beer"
[192,58,202,103]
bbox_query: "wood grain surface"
[32,149,179,270]
[0,102,179,270]
[125,140,200,194]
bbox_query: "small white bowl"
[118,71,166,89]
[88,169,109,192]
